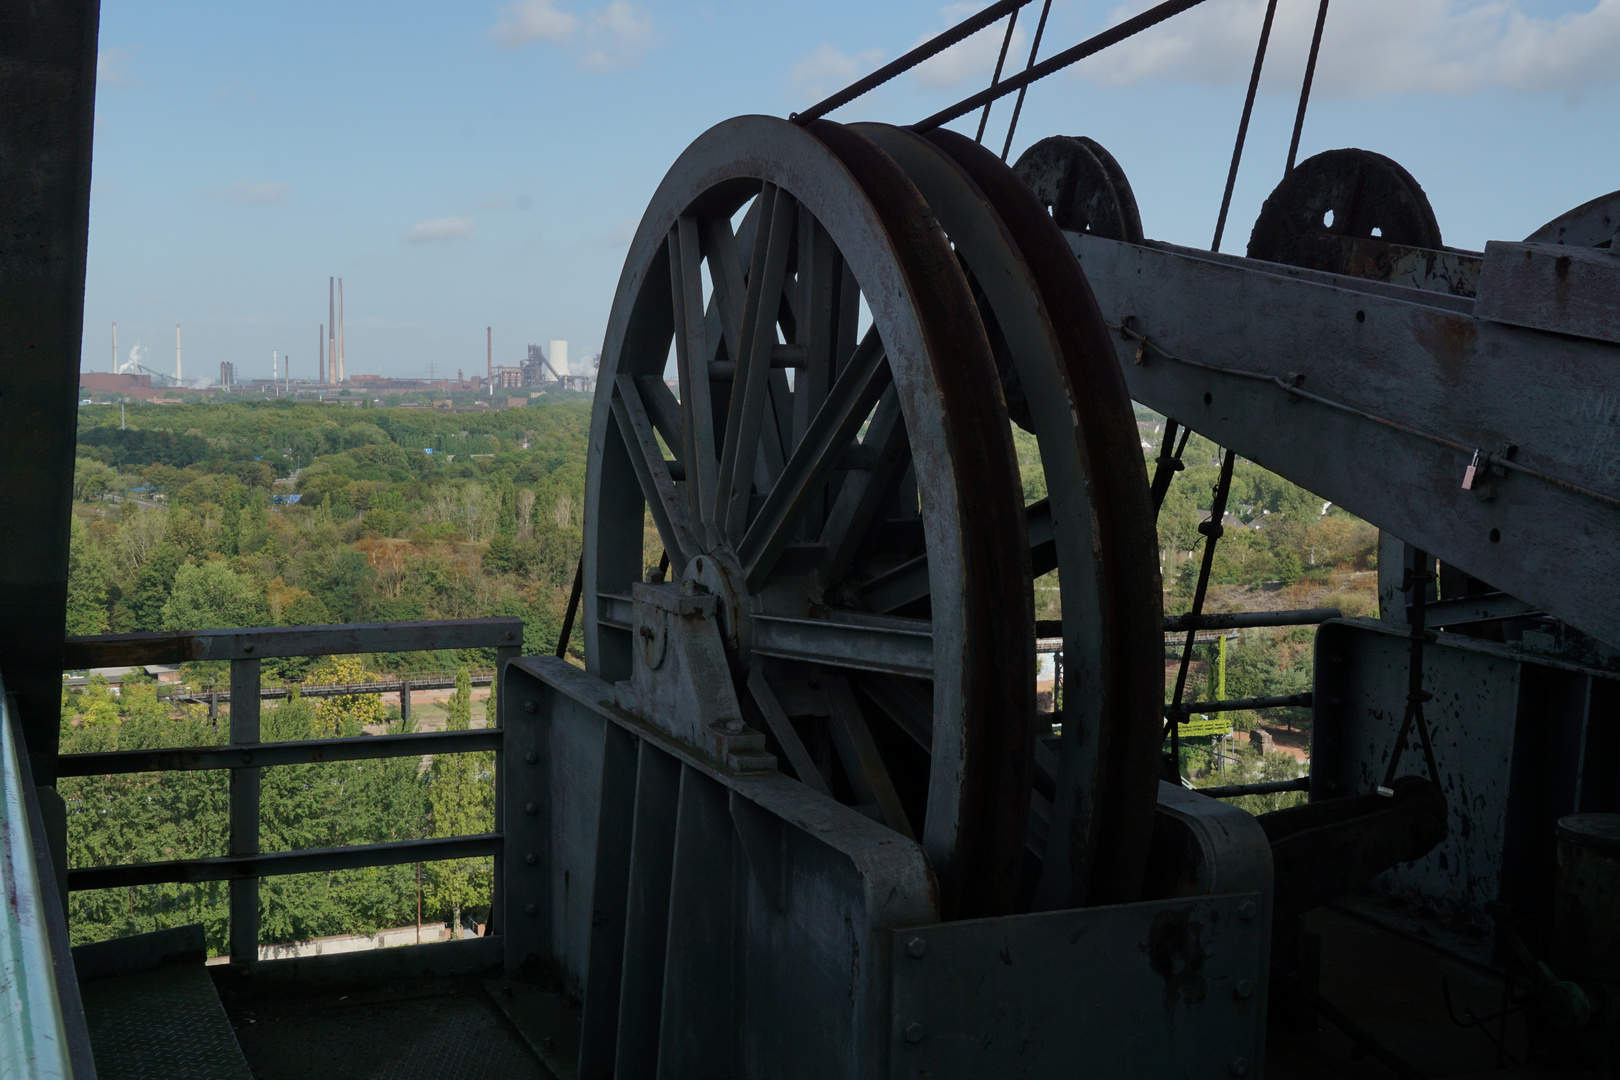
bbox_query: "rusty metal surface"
[1247,148,1442,269]
[1010,134,1143,242]
[1551,813,1620,983]
[1259,775,1447,922]
[1312,619,1620,928]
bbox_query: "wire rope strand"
[793,0,1035,124]
[1210,0,1281,251]
[976,8,1022,143]
[999,0,1055,161]
[1286,0,1332,174]
[914,0,1219,132]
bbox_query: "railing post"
[229,656,261,968]
[491,630,520,941]
[400,680,411,726]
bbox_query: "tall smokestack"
[273,349,278,391]
[175,325,182,383]
[112,322,117,372]
[338,278,346,383]
[329,278,336,385]
[487,326,492,383]
[319,324,325,385]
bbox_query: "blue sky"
[86,0,1620,383]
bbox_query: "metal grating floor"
[81,963,254,1080]
[222,976,548,1080]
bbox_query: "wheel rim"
[1247,148,1442,267]
[855,123,1163,908]
[584,115,1034,918]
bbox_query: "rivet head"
[525,903,538,916]
[906,937,927,959]
[904,1023,924,1044]
[241,752,253,765]
[1238,900,1258,921]
[525,852,539,866]
[525,751,538,764]
[525,802,538,816]
[1229,1057,1250,1076]
[523,700,538,714]
[1233,979,1254,1000]
[242,643,255,653]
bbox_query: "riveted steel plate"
[889,892,1265,1079]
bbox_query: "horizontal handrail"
[1163,608,1342,632]
[58,727,500,777]
[1197,777,1311,799]
[167,674,495,703]
[63,617,523,667]
[69,833,503,891]
[1167,692,1313,715]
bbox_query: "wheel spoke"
[749,610,931,679]
[818,385,909,586]
[740,327,889,590]
[824,674,914,840]
[611,374,698,573]
[746,665,830,796]
[855,672,931,751]
[670,218,717,545]
[717,184,796,545]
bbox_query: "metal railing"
[0,674,93,1078]
[60,618,522,967]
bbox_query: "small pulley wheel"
[1012,135,1144,244]
[1248,148,1441,268]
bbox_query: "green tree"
[66,517,113,635]
[426,668,493,935]
[162,560,269,631]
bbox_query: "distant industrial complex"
[81,277,596,406]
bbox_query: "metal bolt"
[242,643,255,653]
[1229,1057,1250,1076]
[724,719,745,734]
[524,700,538,714]
[904,1023,924,1044]
[525,751,538,764]
[1233,980,1254,1000]
[1238,900,1258,921]
[525,903,538,917]
[525,802,538,816]
[526,852,539,866]
[906,937,927,959]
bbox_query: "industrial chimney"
[487,326,492,383]
[338,278,346,383]
[328,278,336,384]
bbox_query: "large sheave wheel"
[584,115,1035,919]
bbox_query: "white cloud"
[97,46,139,89]
[406,216,478,242]
[492,0,658,70]
[1071,0,1620,98]
[493,0,579,47]
[579,2,657,71]
[913,3,1027,89]
[791,44,887,100]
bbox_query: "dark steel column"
[0,0,101,772]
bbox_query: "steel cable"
[975,8,1022,143]
[1210,0,1281,251]
[792,0,1036,125]
[999,0,1055,161]
[1286,0,1333,174]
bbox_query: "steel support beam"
[0,0,101,770]
[1073,234,1620,648]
